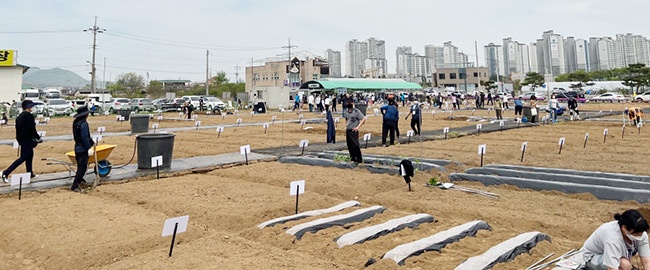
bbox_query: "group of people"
[2,100,96,192]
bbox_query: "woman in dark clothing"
[2,100,41,183]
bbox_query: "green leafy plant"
[448,131,460,138]
[334,154,351,162]
[428,177,438,186]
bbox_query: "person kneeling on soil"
[582,209,650,270]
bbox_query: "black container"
[130,114,150,133]
[117,109,132,121]
[136,133,175,169]
[355,103,368,116]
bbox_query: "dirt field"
[0,103,649,270]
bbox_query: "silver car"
[45,99,73,117]
[129,98,155,113]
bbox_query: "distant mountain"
[22,67,89,88]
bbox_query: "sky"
[2,0,649,84]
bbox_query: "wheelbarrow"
[65,144,117,177]
[44,144,117,179]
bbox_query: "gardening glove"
[88,148,94,156]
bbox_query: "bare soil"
[0,103,649,270]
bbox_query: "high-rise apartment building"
[541,30,566,76]
[345,39,368,78]
[502,38,531,76]
[396,46,431,82]
[324,49,342,78]
[484,43,505,79]
[425,44,445,69]
[574,39,589,71]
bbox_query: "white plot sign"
[363,133,372,141]
[558,137,566,146]
[10,173,31,186]
[443,127,449,133]
[151,155,163,168]
[93,135,103,142]
[97,126,106,133]
[290,180,305,196]
[521,142,528,151]
[478,144,486,155]
[406,130,415,137]
[162,215,190,237]
[476,124,482,131]
[12,141,19,149]
[240,145,251,155]
[216,126,224,133]
[38,131,46,137]
[299,140,309,148]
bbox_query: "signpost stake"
[584,134,589,148]
[18,177,23,200]
[244,152,248,165]
[295,185,300,214]
[480,152,484,167]
[559,143,564,154]
[521,145,526,162]
[622,125,626,138]
[301,145,305,155]
[168,223,178,257]
[156,160,160,180]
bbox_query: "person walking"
[70,106,94,192]
[307,94,315,112]
[380,97,399,147]
[487,92,493,105]
[494,96,503,120]
[568,96,580,120]
[324,95,331,112]
[344,103,365,163]
[529,96,539,123]
[2,100,42,183]
[405,101,421,135]
[514,97,524,116]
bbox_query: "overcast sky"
[2,0,649,83]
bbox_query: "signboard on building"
[0,50,16,66]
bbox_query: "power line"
[0,29,80,34]
[104,31,280,51]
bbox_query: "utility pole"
[84,16,105,94]
[234,65,240,83]
[102,57,106,90]
[205,50,209,96]
[475,41,481,92]
[282,38,298,89]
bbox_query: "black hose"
[112,138,137,169]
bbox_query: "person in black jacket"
[2,100,42,183]
[71,106,94,191]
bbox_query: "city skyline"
[2,0,650,84]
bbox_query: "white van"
[21,89,41,101]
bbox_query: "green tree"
[146,80,165,98]
[622,63,650,95]
[115,72,145,97]
[565,70,595,90]
[211,71,229,87]
[522,72,545,91]
[480,80,497,92]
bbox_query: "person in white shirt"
[582,209,650,270]
[307,94,315,112]
[549,94,559,123]
[324,96,331,112]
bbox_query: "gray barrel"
[130,114,150,133]
[136,133,175,169]
[523,106,532,120]
[117,109,132,120]
[355,103,368,116]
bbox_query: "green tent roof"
[300,78,422,91]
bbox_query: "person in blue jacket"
[380,96,399,147]
[71,106,95,192]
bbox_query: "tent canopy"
[300,78,422,91]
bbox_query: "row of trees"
[520,63,650,94]
[107,71,245,98]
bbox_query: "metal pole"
[475,41,480,92]
[91,16,98,94]
[206,50,209,96]
[102,57,106,90]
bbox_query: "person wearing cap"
[380,97,399,147]
[2,100,42,183]
[405,101,421,135]
[70,106,94,191]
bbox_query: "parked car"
[518,92,546,101]
[71,99,87,110]
[152,98,167,110]
[160,98,185,112]
[636,92,650,102]
[109,98,131,113]
[205,97,226,113]
[32,101,46,116]
[45,98,74,117]
[129,98,155,113]
[590,93,625,103]
[181,96,201,108]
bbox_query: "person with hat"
[405,101,422,135]
[380,96,399,147]
[2,100,42,183]
[70,106,94,191]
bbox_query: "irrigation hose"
[112,139,137,169]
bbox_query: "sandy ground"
[0,102,649,270]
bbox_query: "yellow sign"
[0,50,16,66]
